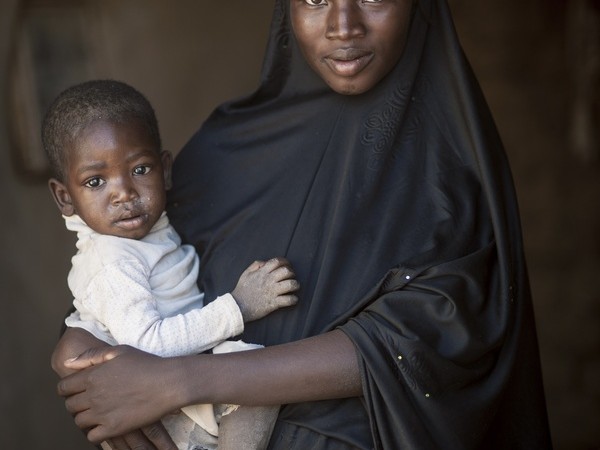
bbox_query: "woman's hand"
[57,345,183,444]
[52,330,179,449]
[101,424,176,450]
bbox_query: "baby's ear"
[160,150,173,190]
[48,178,75,216]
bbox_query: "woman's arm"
[186,329,362,405]
[52,328,178,450]
[57,329,362,444]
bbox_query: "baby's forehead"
[74,118,157,145]
[65,119,160,160]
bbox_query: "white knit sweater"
[64,212,244,357]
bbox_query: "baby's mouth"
[114,213,148,230]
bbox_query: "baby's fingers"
[274,293,299,309]
[243,260,267,274]
[276,278,300,294]
[270,265,296,282]
[262,257,292,272]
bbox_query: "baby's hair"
[42,79,162,181]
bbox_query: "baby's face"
[62,119,171,239]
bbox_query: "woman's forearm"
[57,329,363,442]
[175,329,362,408]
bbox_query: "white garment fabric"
[64,212,244,357]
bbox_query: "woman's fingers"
[63,345,125,370]
[104,437,124,450]
[57,372,86,398]
[72,408,96,431]
[86,424,176,449]
[63,391,89,415]
[87,425,111,445]
[140,422,178,450]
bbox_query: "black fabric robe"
[167,0,552,448]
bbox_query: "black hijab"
[168,0,552,448]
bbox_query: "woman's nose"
[326,1,366,40]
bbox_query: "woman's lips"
[324,48,373,77]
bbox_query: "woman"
[54,0,552,448]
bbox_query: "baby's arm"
[79,261,242,357]
[78,257,298,358]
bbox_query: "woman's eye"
[133,165,151,176]
[304,0,327,5]
[84,177,105,188]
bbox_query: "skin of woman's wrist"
[164,354,213,411]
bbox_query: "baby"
[43,79,299,449]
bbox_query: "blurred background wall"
[0,0,598,449]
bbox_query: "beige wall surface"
[1,1,598,449]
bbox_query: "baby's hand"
[231,257,299,322]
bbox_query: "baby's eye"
[133,165,151,176]
[84,177,105,188]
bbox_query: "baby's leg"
[217,405,279,450]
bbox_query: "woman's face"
[290,0,413,95]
